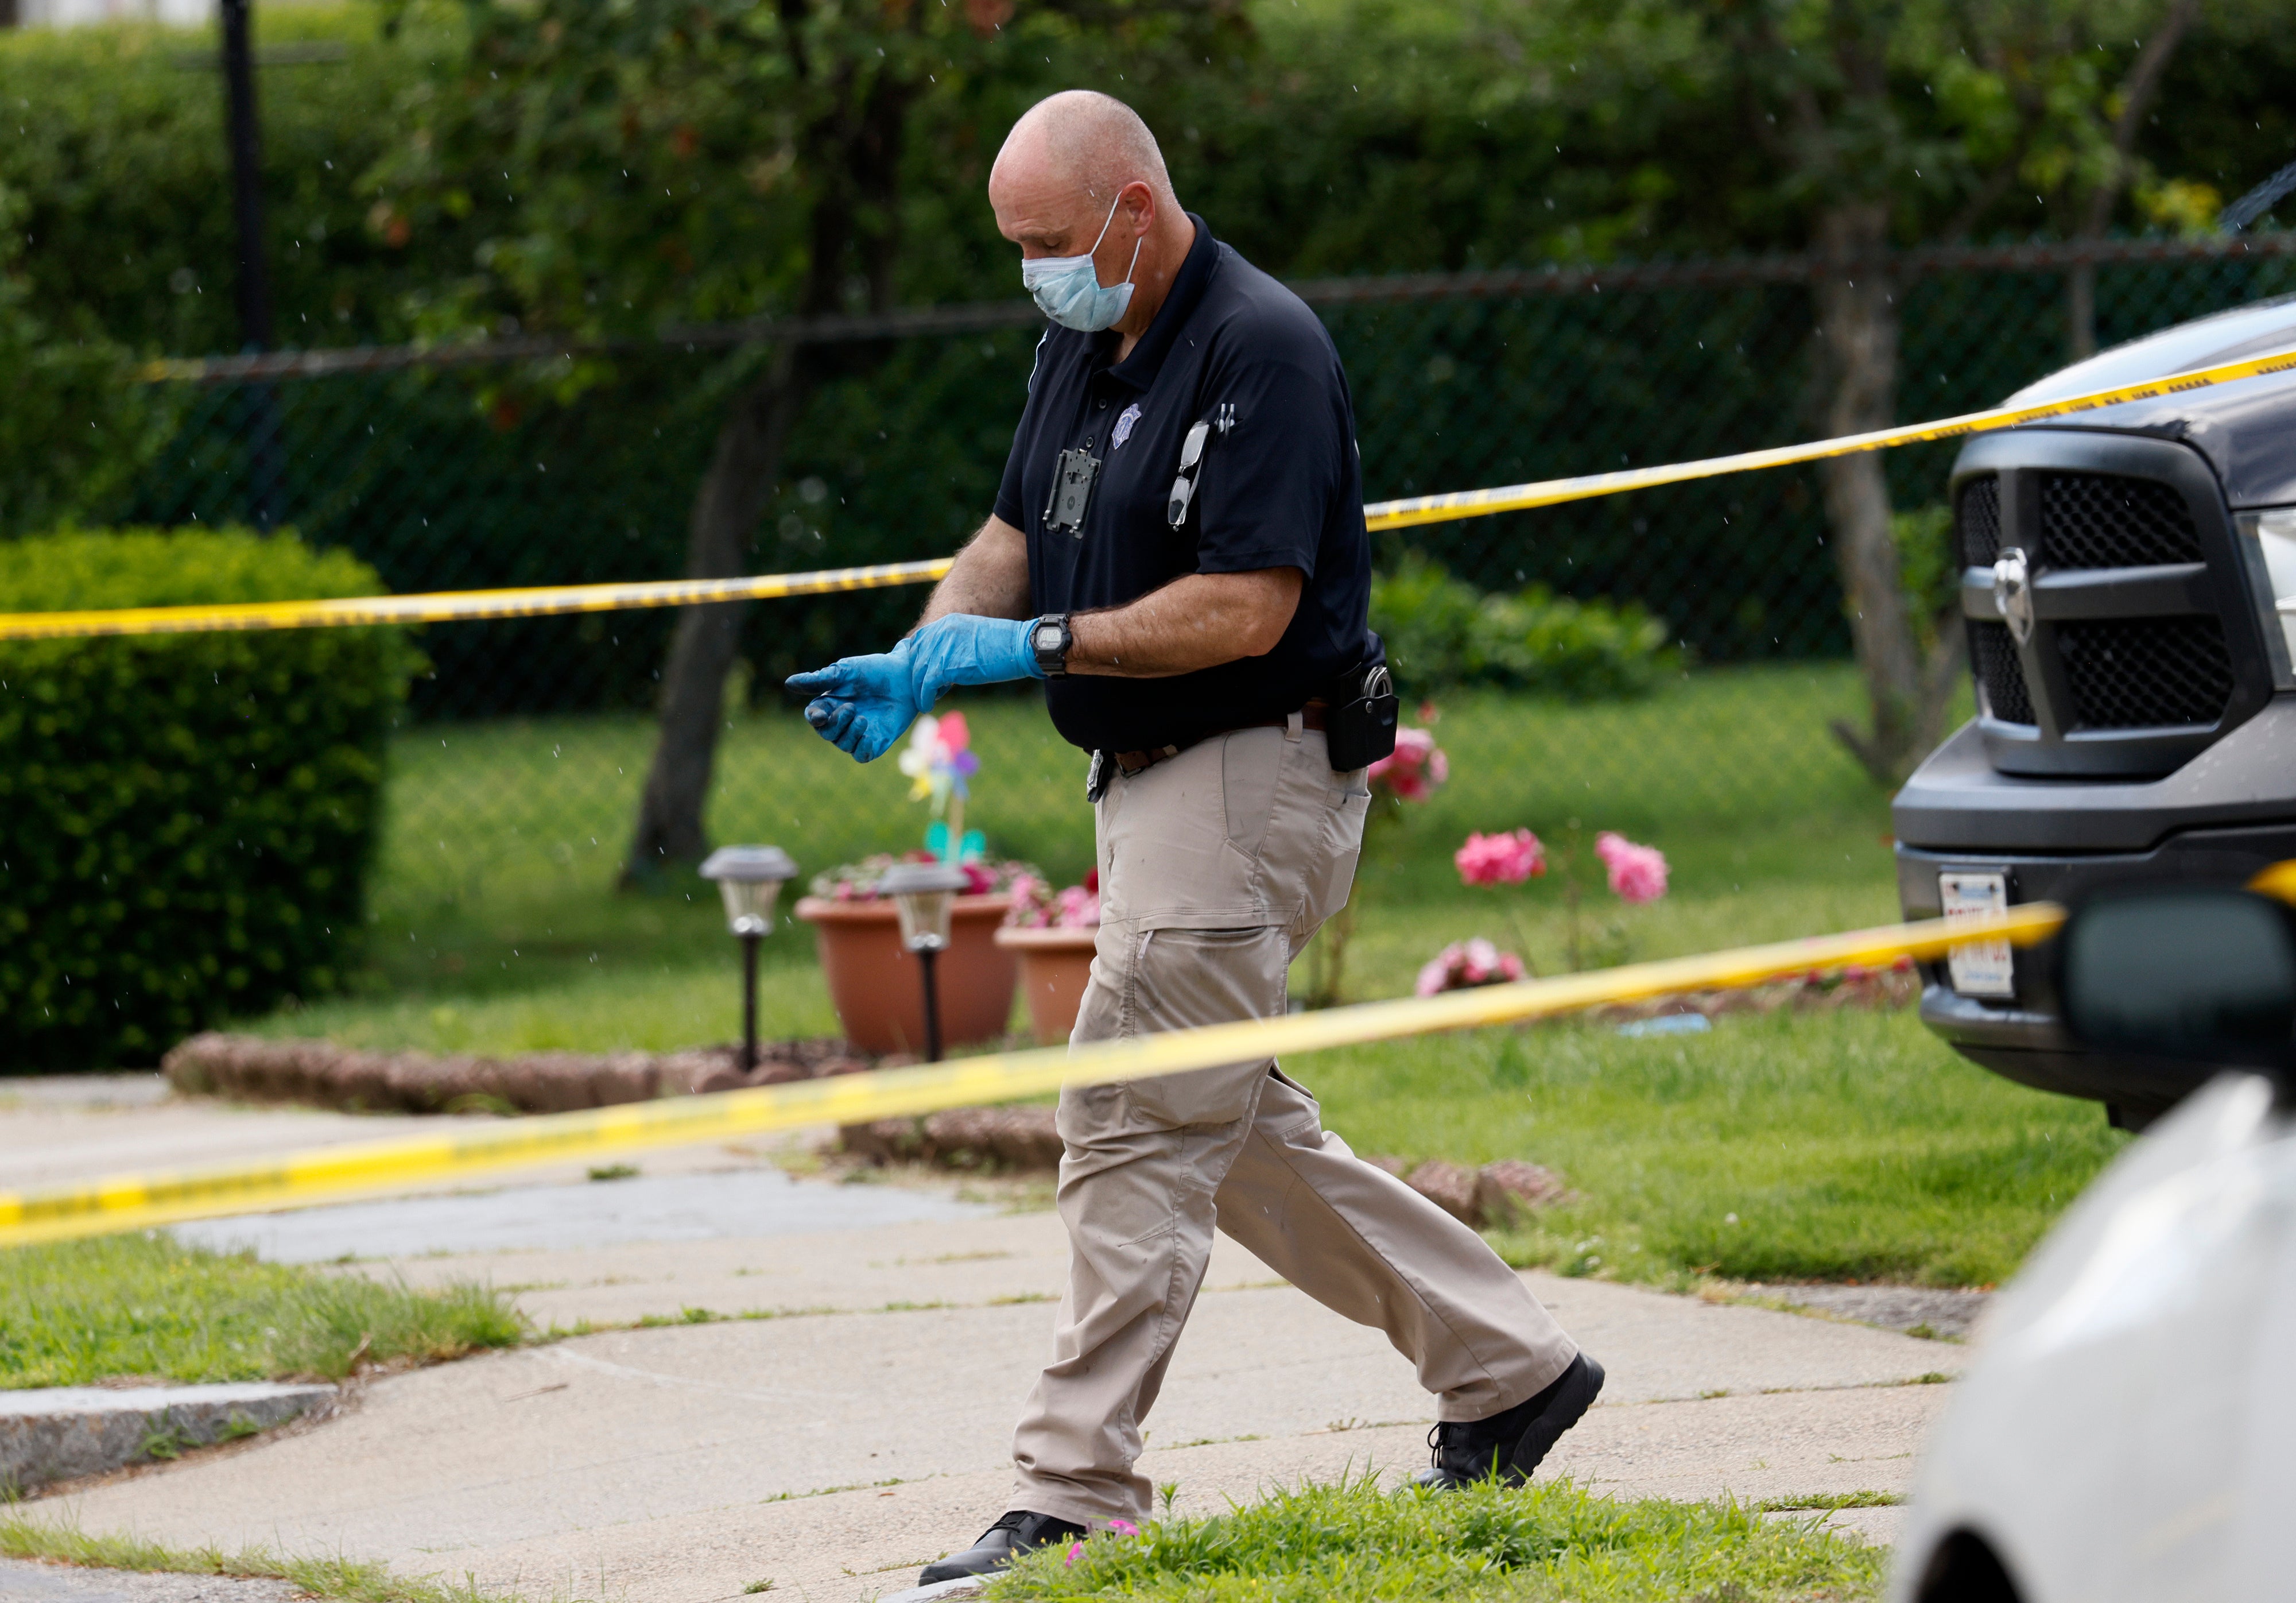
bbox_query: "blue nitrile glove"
[788,614,1044,763]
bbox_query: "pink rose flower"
[1595,831,1668,904]
[1416,940,1527,995]
[1367,726,1448,803]
[1454,828,1545,887]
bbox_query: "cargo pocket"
[1119,926,1290,1128]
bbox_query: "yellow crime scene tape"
[2,339,2294,642]
[0,557,957,642]
[0,903,2064,1248]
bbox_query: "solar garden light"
[699,845,800,1076]
[876,859,972,1062]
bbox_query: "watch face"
[1034,623,1062,651]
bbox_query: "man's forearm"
[917,515,1031,629]
[1068,568,1303,678]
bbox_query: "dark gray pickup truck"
[1894,296,2296,1128]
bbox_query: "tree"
[371,0,1242,884]
[2064,0,2201,358]
[1636,0,2210,783]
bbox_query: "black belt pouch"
[1324,663,1398,770]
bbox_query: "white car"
[1892,881,2296,1603]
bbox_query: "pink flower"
[1367,727,1448,803]
[1066,1542,1085,1567]
[1107,1519,1139,1536]
[1006,873,1100,930]
[1416,939,1527,996]
[1595,831,1668,904]
[1455,828,1545,888]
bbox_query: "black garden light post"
[699,846,799,1075]
[876,860,971,1063]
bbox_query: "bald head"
[994,90,1177,211]
[988,90,1197,347]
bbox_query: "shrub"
[0,529,415,1070]
[1366,551,1487,688]
[1370,552,1678,700]
[1468,585,1678,700]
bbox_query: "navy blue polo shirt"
[993,215,1377,755]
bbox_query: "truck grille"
[2059,618,2235,729]
[1951,436,2259,776]
[1968,621,2036,725]
[2039,473,2201,568]
[1957,476,2001,567]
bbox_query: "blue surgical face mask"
[1020,198,1142,332]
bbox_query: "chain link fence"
[104,239,2296,951]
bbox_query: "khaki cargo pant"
[1009,722,1579,1527]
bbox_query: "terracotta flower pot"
[995,924,1102,1044]
[795,894,1018,1055]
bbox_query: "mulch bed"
[161,1032,870,1116]
[1575,959,1920,1025]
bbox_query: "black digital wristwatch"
[1030,613,1073,678]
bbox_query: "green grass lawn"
[995,1477,1888,1602]
[1305,1008,2122,1288]
[0,1518,522,1603]
[0,1234,523,1389]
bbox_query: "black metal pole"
[219,0,283,528]
[917,947,944,1063]
[740,932,759,1076]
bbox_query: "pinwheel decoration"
[899,712,985,865]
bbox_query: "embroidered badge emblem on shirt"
[1112,402,1143,449]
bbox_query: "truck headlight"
[2241,508,2296,687]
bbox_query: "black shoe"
[918,1510,1089,1585]
[1417,1352,1605,1490]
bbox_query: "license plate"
[1939,872,2015,998]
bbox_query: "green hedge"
[1371,552,1680,701]
[0,530,414,1070]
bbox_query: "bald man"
[789,91,1597,1588]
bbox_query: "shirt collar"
[1098,214,1217,392]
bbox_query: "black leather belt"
[1109,702,1329,779]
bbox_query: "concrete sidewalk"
[0,1077,824,1201]
[42,1206,1953,1603]
[11,1090,1950,1598]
